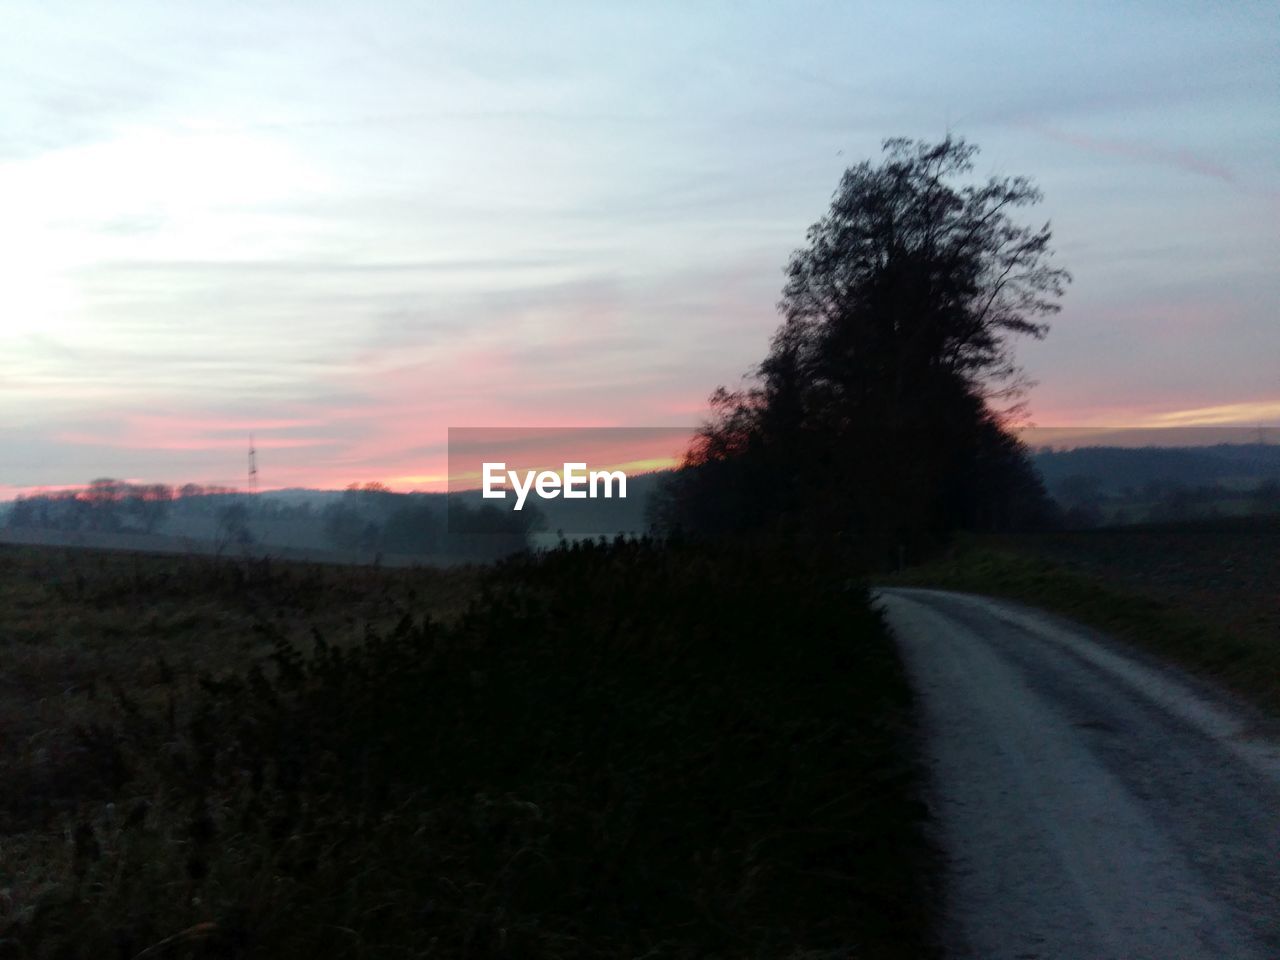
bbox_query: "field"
[0,540,936,959]
[891,516,1280,710]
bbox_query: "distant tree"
[382,497,444,554]
[83,478,126,532]
[323,502,372,553]
[321,483,397,555]
[125,484,173,533]
[5,497,33,529]
[656,137,1068,553]
[445,498,546,559]
[215,500,254,552]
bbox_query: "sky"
[1,0,1277,494]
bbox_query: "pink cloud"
[1024,394,1280,428]
[1029,125,1235,183]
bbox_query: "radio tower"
[248,434,258,491]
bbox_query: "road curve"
[877,587,1280,960]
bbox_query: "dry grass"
[0,538,937,959]
[0,544,478,926]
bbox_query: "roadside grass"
[886,522,1279,712]
[0,538,937,959]
[0,546,479,830]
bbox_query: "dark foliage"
[1033,443,1280,495]
[6,480,175,535]
[653,138,1066,559]
[3,539,936,959]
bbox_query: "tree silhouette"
[656,137,1068,555]
[780,137,1067,405]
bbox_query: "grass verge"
[1,538,936,959]
[887,534,1278,712]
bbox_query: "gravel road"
[877,587,1280,960]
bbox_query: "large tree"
[655,137,1068,553]
[778,136,1067,411]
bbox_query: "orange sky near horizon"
[3,398,1278,502]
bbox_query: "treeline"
[1,480,302,539]
[4,479,191,534]
[1032,444,1280,528]
[1034,443,1280,493]
[2,480,542,561]
[1050,475,1280,528]
[651,138,1066,564]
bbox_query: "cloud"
[1141,400,1280,427]
[53,414,335,452]
[1028,125,1236,183]
[1024,396,1280,429]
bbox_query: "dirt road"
[877,588,1280,960]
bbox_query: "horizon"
[4,425,1279,504]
